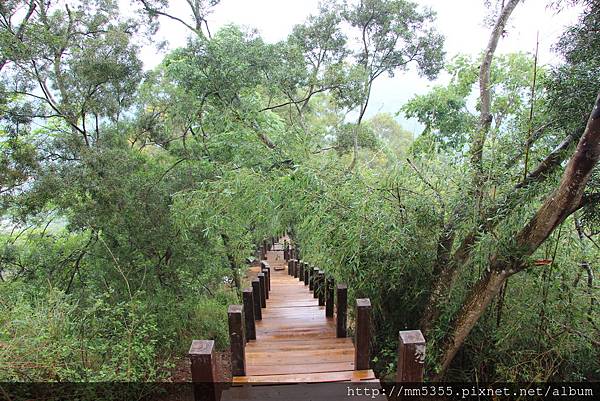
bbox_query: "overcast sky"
[137,0,583,134]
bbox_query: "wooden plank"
[232,369,376,384]
[246,361,355,376]
[258,312,329,320]
[268,302,319,308]
[246,349,354,366]
[260,305,323,313]
[255,331,338,341]
[247,339,354,351]
[238,248,378,387]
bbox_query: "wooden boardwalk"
[233,240,376,384]
[188,236,427,401]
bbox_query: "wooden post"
[242,288,256,341]
[257,272,266,308]
[303,263,309,285]
[397,330,426,382]
[318,271,325,306]
[288,259,293,275]
[292,260,297,278]
[313,268,319,298]
[298,262,304,282]
[189,340,220,401]
[251,279,262,320]
[228,305,246,376]
[261,268,269,300]
[354,298,371,370]
[261,262,271,292]
[326,278,334,317]
[266,265,271,292]
[308,266,315,291]
[336,283,347,338]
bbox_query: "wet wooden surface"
[237,238,376,384]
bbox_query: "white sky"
[136,0,583,134]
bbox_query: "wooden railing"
[188,233,427,401]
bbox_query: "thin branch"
[139,0,200,35]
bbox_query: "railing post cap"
[337,283,348,290]
[189,339,214,357]
[399,330,425,344]
[228,304,243,314]
[356,298,371,307]
[242,287,253,294]
[251,277,260,283]
[257,272,265,277]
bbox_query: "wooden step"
[247,338,354,351]
[246,361,355,376]
[232,369,376,384]
[246,348,354,366]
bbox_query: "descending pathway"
[189,235,427,401]
[233,239,376,384]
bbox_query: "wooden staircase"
[232,242,376,384]
[188,235,426,401]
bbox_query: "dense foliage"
[0,0,598,383]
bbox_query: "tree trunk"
[420,221,456,335]
[421,127,581,336]
[471,0,521,202]
[435,268,509,379]
[435,92,600,379]
[422,0,523,336]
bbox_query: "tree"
[366,112,413,157]
[472,0,521,185]
[435,91,600,378]
[136,0,219,39]
[425,1,600,378]
[280,1,349,116]
[342,0,445,168]
[416,0,524,341]
[0,0,143,150]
